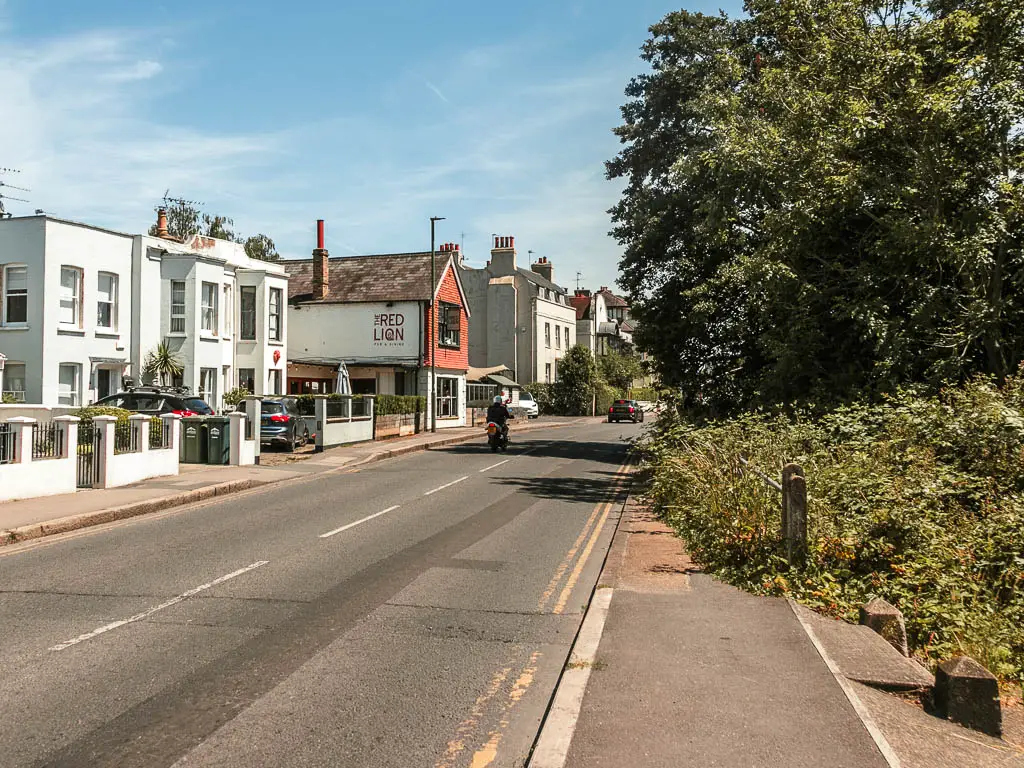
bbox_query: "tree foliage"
[148,199,280,261]
[142,342,183,386]
[610,0,1024,414]
[553,345,598,415]
[597,349,644,390]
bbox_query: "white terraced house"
[0,212,288,411]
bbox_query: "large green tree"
[610,0,1024,413]
[554,345,598,416]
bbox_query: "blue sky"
[0,0,741,291]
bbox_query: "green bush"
[629,387,663,402]
[641,374,1024,684]
[524,383,555,414]
[73,406,132,430]
[595,381,625,415]
[291,393,423,417]
[375,394,425,416]
[223,387,251,408]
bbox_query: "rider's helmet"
[493,395,504,404]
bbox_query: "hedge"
[291,393,425,417]
[73,406,133,430]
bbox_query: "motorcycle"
[486,421,508,452]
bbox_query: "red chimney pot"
[316,219,325,250]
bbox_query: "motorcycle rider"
[486,395,513,443]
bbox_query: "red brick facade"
[423,262,469,370]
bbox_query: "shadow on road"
[493,471,630,505]
[436,438,634,467]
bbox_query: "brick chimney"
[155,207,170,239]
[531,255,554,284]
[489,235,516,276]
[312,219,329,300]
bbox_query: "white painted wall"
[417,368,467,428]
[288,301,423,366]
[533,294,578,383]
[0,417,78,502]
[93,415,179,489]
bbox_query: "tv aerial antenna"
[0,169,30,218]
[161,189,204,208]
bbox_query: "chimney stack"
[489,234,516,275]
[531,254,554,284]
[313,219,329,300]
[156,207,170,239]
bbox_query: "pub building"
[283,222,470,428]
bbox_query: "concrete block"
[934,656,1002,737]
[859,598,909,657]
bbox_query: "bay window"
[269,287,282,342]
[201,282,218,333]
[170,281,186,333]
[240,286,257,340]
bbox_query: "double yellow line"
[538,457,632,615]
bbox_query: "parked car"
[518,391,539,419]
[608,399,644,423]
[93,386,213,416]
[240,397,309,451]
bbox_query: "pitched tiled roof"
[569,294,591,320]
[283,252,451,303]
[517,267,567,294]
[598,288,629,308]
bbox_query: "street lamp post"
[429,216,445,433]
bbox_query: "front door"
[96,368,113,400]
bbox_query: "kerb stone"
[859,597,909,657]
[934,656,1002,737]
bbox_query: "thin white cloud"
[105,59,163,82]
[422,78,450,104]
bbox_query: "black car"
[94,387,214,416]
[243,398,310,451]
[608,399,644,423]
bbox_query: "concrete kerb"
[1,479,265,546]
[527,454,635,768]
[0,419,580,549]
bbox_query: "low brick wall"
[374,412,421,440]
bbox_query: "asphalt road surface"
[0,420,640,768]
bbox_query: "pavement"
[533,497,1024,768]
[0,415,581,545]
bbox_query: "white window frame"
[436,376,459,418]
[58,363,81,406]
[238,367,256,393]
[96,272,118,331]
[239,285,257,340]
[59,266,82,327]
[269,287,282,342]
[565,326,570,349]
[2,264,28,326]
[2,361,26,401]
[268,369,282,395]
[201,282,218,334]
[544,322,551,348]
[545,363,552,384]
[222,284,233,338]
[170,281,186,334]
[555,324,561,349]
[199,367,217,406]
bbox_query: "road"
[0,420,639,767]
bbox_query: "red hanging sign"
[273,349,281,364]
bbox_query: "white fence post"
[228,412,246,465]
[8,416,36,464]
[314,397,326,452]
[161,413,181,454]
[130,414,149,453]
[53,415,80,458]
[241,398,262,464]
[93,415,118,489]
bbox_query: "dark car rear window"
[614,400,631,405]
[132,395,166,411]
[181,398,213,414]
[261,402,285,415]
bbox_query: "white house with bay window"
[0,214,288,410]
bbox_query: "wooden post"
[780,462,804,543]
[786,474,808,564]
